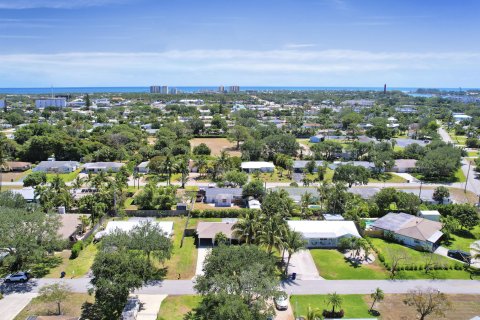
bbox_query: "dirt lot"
[190,138,241,157]
[0,172,26,182]
[365,294,480,320]
[147,136,156,145]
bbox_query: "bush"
[322,309,344,318]
[70,240,84,259]
[378,253,385,263]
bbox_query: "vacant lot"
[190,137,241,156]
[46,242,98,278]
[157,295,201,320]
[291,294,371,318]
[0,171,28,182]
[14,293,93,320]
[368,294,480,320]
[310,249,389,280]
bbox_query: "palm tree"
[369,287,384,313]
[72,176,84,191]
[283,230,306,275]
[195,157,208,178]
[326,292,342,315]
[79,215,91,233]
[163,154,175,185]
[232,210,259,244]
[303,305,323,320]
[0,147,7,192]
[132,171,140,190]
[177,157,190,189]
[256,216,286,254]
[300,192,314,217]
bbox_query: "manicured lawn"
[455,167,466,182]
[369,238,475,279]
[291,294,371,319]
[467,150,478,157]
[45,242,98,278]
[157,295,201,320]
[46,169,81,183]
[14,293,93,320]
[443,225,480,252]
[310,249,389,280]
[255,170,293,183]
[157,217,220,280]
[369,173,407,183]
[411,166,465,183]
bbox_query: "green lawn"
[369,238,474,279]
[157,217,221,279]
[46,169,81,183]
[443,225,480,252]
[291,294,371,319]
[45,242,98,278]
[411,166,465,183]
[310,249,389,280]
[369,173,407,183]
[254,170,293,183]
[467,151,478,157]
[157,295,201,320]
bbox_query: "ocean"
[0,86,474,95]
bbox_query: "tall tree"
[283,230,306,275]
[38,283,72,315]
[369,287,384,313]
[333,164,370,187]
[403,288,452,320]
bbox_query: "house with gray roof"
[32,161,80,173]
[371,212,443,252]
[82,162,125,173]
[204,188,243,207]
[328,161,375,171]
[270,187,319,203]
[136,161,150,173]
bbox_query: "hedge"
[70,240,84,259]
[190,208,259,218]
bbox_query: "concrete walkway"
[391,172,419,183]
[136,294,167,320]
[286,250,323,280]
[194,247,211,277]
[0,292,37,320]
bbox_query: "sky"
[0,0,479,88]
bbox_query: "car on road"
[4,271,30,283]
[447,250,471,263]
[274,293,289,311]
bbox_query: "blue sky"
[0,0,479,87]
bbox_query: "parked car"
[274,293,289,311]
[447,250,471,263]
[4,271,30,283]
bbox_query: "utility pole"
[418,180,423,202]
[465,160,471,193]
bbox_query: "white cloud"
[0,0,126,9]
[0,49,478,87]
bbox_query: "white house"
[82,162,125,173]
[241,161,275,173]
[371,212,443,252]
[287,220,361,248]
[204,188,243,207]
[136,161,150,173]
[452,113,472,122]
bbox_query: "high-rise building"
[161,86,169,94]
[229,85,240,93]
[169,88,178,95]
[218,86,225,93]
[150,85,169,94]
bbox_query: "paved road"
[4,278,480,296]
[0,292,37,320]
[438,127,454,144]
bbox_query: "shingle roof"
[196,221,236,239]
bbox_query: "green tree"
[283,230,306,275]
[228,125,250,149]
[223,170,248,187]
[242,180,265,200]
[452,204,480,230]
[232,210,260,244]
[134,183,177,210]
[38,282,72,315]
[326,292,343,315]
[302,305,323,320]
[433,186,450,204]
[311,140,342,161]
[193,143,211,156]
[369,287,384,313]
[333,164,370,187]
[23,171,47,187]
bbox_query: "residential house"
[241,161,275,173]
[58,214,91,242]
[204,188,243,207]
[11,187,37,202]
[309,135,325,143]
[32,161,80,173]
[82,162,125,173]
[136,161,150,173]
[196,220,238,246]
[293,160,324,173]
[270,187,319,203]
[418,210,441,222]
[287,220,361,248]
[371,212,443,251]
[392,159,417,173]
[3,161,32,172]
[328,161,375,171]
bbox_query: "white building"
[0,99,5,109]
[82,162,125,173]
[287,220,361,248]
[241,161,275,173]
[35,98,67,108]
[418,210,441,222]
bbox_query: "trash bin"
[291,272,297,280]
[60,271,66,278]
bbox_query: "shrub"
[70,240,83,259]
[378,253,385,263]
[322,309,344,318]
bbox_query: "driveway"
[195,247,211,277]
[0,292,37,320]
[137,294,167,320]
[286,250,323,280]
[391,172,419,183]
[275,300,295,320]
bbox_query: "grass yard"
[368,238,475,279]
[443,225,480,252]
[467,150,478,157]
[310,249,389,280]
[369,173,407,183]
[45,242,98,278]
[157,217,220,280]
[14,293,93,320]
[411,166,466,183]
[0,170,29,182]
[157,295,201,320]
[254,170,293,183]
[370,294,480,320]
[46,169,81,183]
[190,137,241,157]
[291,294,371,319]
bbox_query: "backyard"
[443,224,480,252]
[291,294,371,319]
[157,295,201,320]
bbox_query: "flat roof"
[241,161,275,169]
[287,220,360,238]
